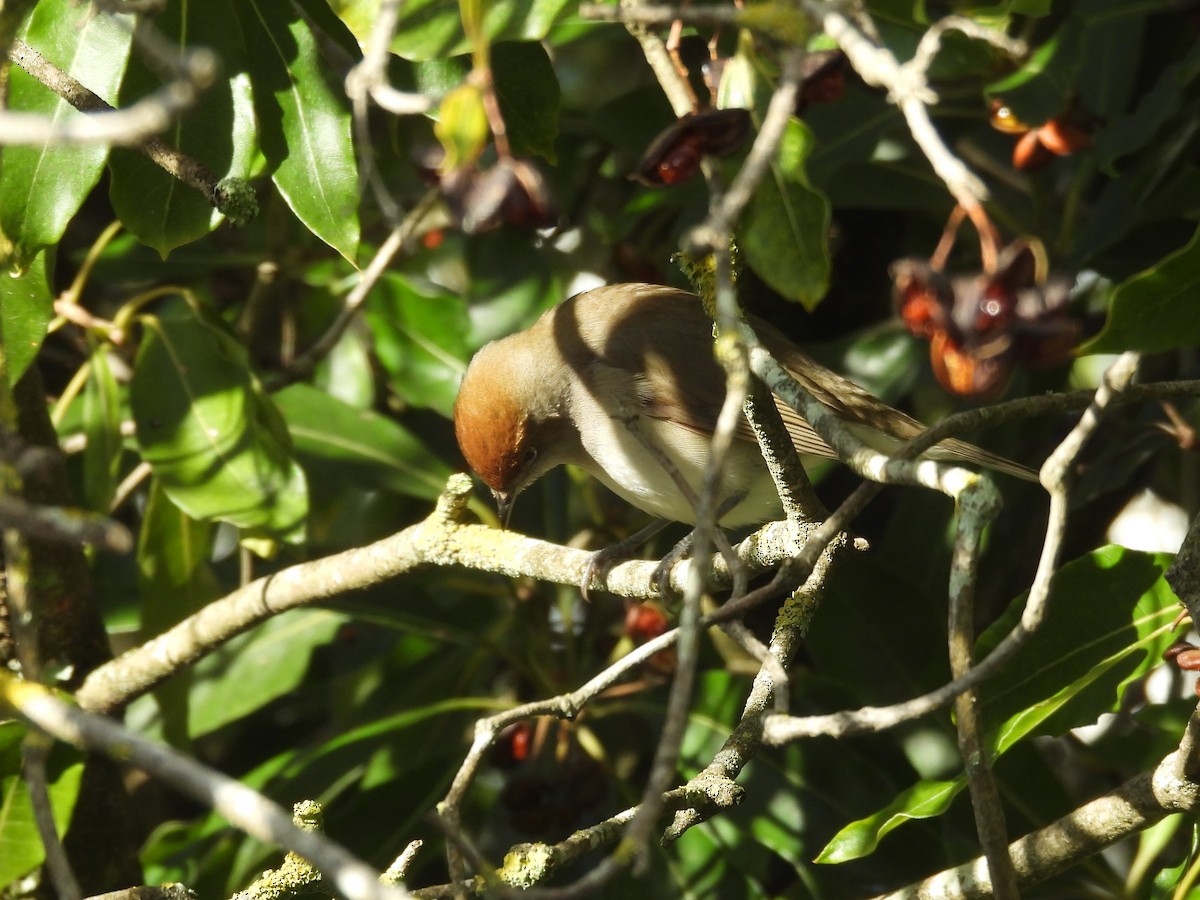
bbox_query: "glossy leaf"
[435,83,489,170]
[493,41,560,162]
[237,0,360,262]
[1094,41,1200,172]
[0,724,85,886]
[328,0,574,62]
[138,481,218,637]
[985,19,1083,125]
[81,343,123,513]
[819,547,1177,863]
[740,118,832,310]
[130,296,308,541]
[365,274,470,417]
[0,0,133,268]
[817,778,961,864]
[274,383,451,501]
[1082,225,1200,354]
[109,0,258,257]
[977,548,1177,742]
[137,482,219,747]
[0,251,52,387]
[186,609,349,737]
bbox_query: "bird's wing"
[753,318,1038,481]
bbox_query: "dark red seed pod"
[1037,118,1092,156]
[451,158,558,234]
[634,108,752,187]
[1163,641,1194,663]
[1012,130,1055,171]
[625,602,669,642]
[930,329,1013,399]
[892,258,953,339]
[797,50,848,112]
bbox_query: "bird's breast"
[569,388,781,526]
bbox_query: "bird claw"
[580,520,670,602]
[651,533,694,598]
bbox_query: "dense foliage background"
[1,0,1199,897]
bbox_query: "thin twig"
[2,675,413,900]
[763,352,1143,744]
[274,190,439,386]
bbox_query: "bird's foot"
[581,520,669,601]
[651,533,694,597]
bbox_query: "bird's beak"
[493,489,515,529]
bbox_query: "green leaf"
[365,274,470,417]
[130,296,308,541]
[1092,42,1200,172]
[978,547,1177,747]
[138,481,218,637]
[328,0,575,62]
[81,343,123,513]
[493,41,560,162]
[186,610,349,737]
[740,118,832,310]
[108,0,258,257]
[435,83,489,170]
[237,0,360,262]
[0,723,85,886]
[985,18,1084,124]
[817,778,962,864]
[817,547,1177,864]
[274,383,451,501]
[1081,225,1200,354]
[138,482,219,748]
[0,251,52,387]
[0,0,133,267]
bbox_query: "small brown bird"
[454,283,1035,526]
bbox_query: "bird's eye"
[523,446,538,467]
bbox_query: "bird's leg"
[651,492,745,597]
[581,519,671,602]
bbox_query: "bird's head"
[454,336,574,526]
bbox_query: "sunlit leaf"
[237,0,360,261]
[435,83,489,170]
[740,118,832,310]
[274,383,451,501]
[365,274,470,417]
[0,0,133,267]
[1082,225,1200,354]
[0,252,52,387]
[131,296,308,541]
[0,724,85,886]
[109,0,258,257]
[328,0,574,62]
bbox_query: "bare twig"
[7,39,257,224]
[763,353,1143,744]
[685,45,809,255]
[0,494,132,551]
[274,190,439,386]
[807,4,995,210]
[2,675,413,900]
[948,519,1018,897]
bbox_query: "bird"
[453,283,1036,528]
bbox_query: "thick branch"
[74,475,803,714]
[886,735,1200,899]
